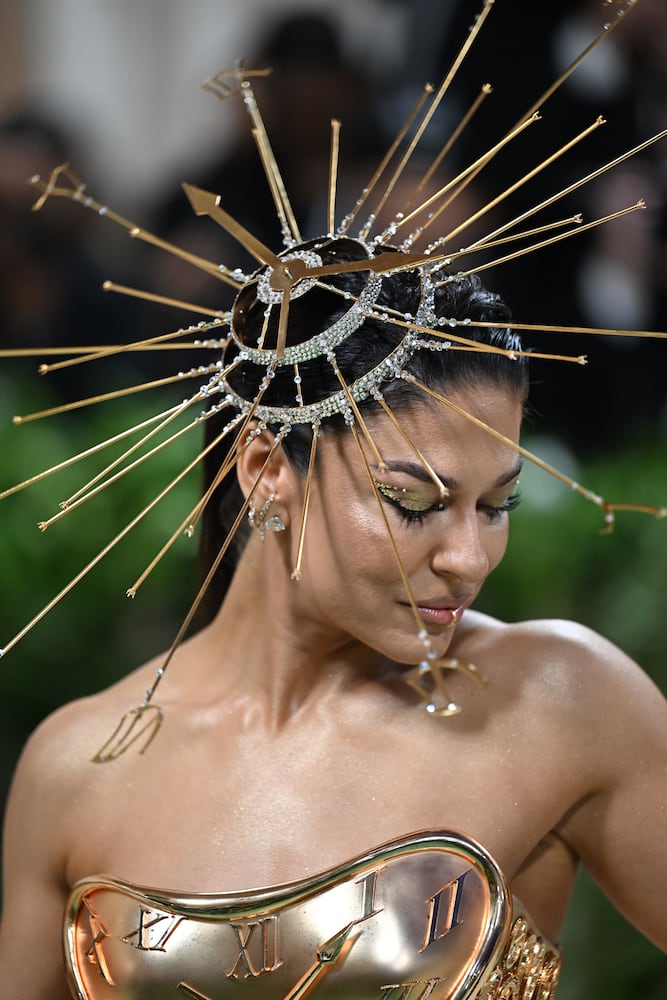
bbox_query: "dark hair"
[197,238,528,622]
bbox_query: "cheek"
[485,521,510,572]
[303,493,402,589]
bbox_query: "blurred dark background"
[1,2,666,996]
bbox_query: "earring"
[248,493,286,541]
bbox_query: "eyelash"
[377,487,522,526]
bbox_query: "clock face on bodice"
[65,831,517,1000]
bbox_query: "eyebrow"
[375,458,524,491]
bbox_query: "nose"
[429,510,490,585]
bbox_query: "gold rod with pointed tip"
[360,0,496,239]
[466,128,667,252]
[39,398,214,530]
[437,202,645,281]
[142,436,283,701]
[436,116,605,246]
[404,84,493,214]
[30,164,243,288]
[126,415,249,596]
[0,424,223,658]
[39,319,229,375]
[376,396,448,497]
[339,84,434,236]
[0,343,207,359]
[408,331,585,364]
[0,403,186,502]
[103,281,228,319]
[291,424,319,581]
[13,365,222,425]
[243,81,301,242]
[329,357,387,471]
[328,119,341,235]
[402,6,647,241]
[406,375,666,525]
[60,391,212,510]
[396,112,540,232]
[348,424,424,635]
[448,214,583,257]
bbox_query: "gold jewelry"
[248,494,286,541]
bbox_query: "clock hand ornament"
[288,249,451,282]
[183,183,287,275]
[281,920,360,1000]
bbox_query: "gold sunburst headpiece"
[1,1,665,760]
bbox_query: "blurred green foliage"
[0,367,665,995]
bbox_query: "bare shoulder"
[460,610,667,768]
[9,659,159,803]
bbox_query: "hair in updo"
[197,238,528,620]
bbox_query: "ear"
[235,425,294,524]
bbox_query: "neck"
[199,536,390,730]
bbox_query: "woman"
[0,227,666,998]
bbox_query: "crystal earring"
[248,493,286,541]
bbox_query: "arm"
[0,713,78,998]
[557,626,667,950]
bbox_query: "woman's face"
[283,381,524,665]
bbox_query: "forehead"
[319,384,524,481]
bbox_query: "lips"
[416,603,466,628]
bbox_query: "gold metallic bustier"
[64,831,561,999]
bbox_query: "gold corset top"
[64,830,561,1000]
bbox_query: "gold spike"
[0,402,186,502]
[447,214,583,257]
[275,286,291,360]
[0,430,221,658]
[139,434,284,703]
[395,112,540,233]
[514,1,638,129]
[347,422,485,714]
[0,343,205,359]
[401,5,650,239]
[291,424,319,581]
[257,309,271,350]
[466,129,667,252]
[38,319,228,375]
[433,116,606,245]
[102,281,228,319]
[38,398,217,530]
[360,0,496,240]
[404,83,494,213]
[363,299,586,361]
[13,364,222,425]
[405,375,667,528]
[348,425,423,633]
[328,119,342,235]
[465,319,667,342]
[60,391,213,510]
[329,356,387,471]
[242,81,302,243]
[436,202,646,282]
[339,84,434,236]
[126,414,248,597]
[30,164,243,289]
[375,395,448,498]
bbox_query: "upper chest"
[65,697,583,896]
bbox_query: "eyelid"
[374,481,445,512]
